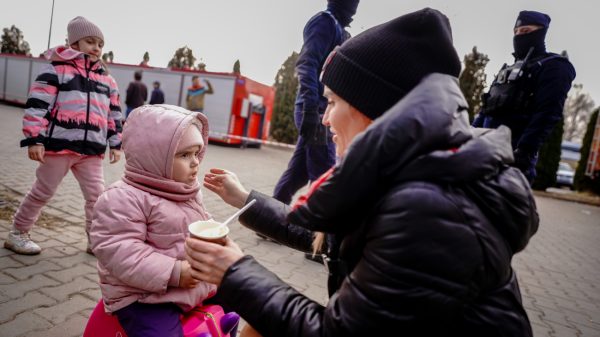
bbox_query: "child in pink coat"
[90,104,216,337]
[4,16,122,255]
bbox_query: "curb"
[533,190,600,207]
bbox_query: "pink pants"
[13,154,104,235]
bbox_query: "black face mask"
[513,28,547,59]
[327,0,359,27]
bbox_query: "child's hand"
[203,168,249,209]
[179,260,200,288]
[28,145,45,163]
[109,149,122,164]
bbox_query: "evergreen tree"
[270,52,299,144]
[1,25,31,55]
[574,108,600,194]
[563,84,595,142]
[233,59,241,74]
[102,51,114,63]
[140,51,150,66]
[532,119,564,190]
[459,46,489,122]
[167,46,196,69]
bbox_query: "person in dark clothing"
[272,0,359,206]
[125,70,148,118]
[473,11,576,183]
[186,9,538,337]
[149,81,165,104]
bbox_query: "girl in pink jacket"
[90,104,216,337]
[4,16,122,255]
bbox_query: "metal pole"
[47,0,55,50]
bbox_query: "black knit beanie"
[321,8,461,120]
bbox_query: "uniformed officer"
[473,10,576,183]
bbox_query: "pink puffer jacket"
[90,105,216,313]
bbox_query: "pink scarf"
[123,164,200,202]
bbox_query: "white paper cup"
[188,219,229,244]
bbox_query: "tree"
[102,51,114,63]
[532,119,564,190]
[197,62,206,71]
[140,51,150,66]
[563,84,595,142]
[1,25,31,55]
[574,108,600,194]
[270,52,300,144]
[167,46,196,69]
[233,59,241,74]
[459,46,489,122]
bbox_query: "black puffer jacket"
[218,74,539,337]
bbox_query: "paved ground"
[0,103,599,336]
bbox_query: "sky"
[2,0,599,104]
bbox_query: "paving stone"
[39,276,98,301]
[0,247,15,257]
[0,274,60,300]
[47,252,95,269]
[45,264,97,283]
[52,233,82,245]
[80,288,102,303]
[36,238,70,250]
[0,256,25,269]
[3,260,63,280]
[531,321,553,337]
[9,247,65,266]
[0,312,52,337]
[0,272,17,285]
[30,226,61,238]
[33,294,96,324]
[576,325,600,337]
[548,323,581,337]
[0,291,56,323]
[53,245,81,255]
[24,313,88,337]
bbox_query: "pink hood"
[45,45,86,62]
[121,104,209,201]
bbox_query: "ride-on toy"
[83,300,239,337]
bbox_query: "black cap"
[321,8,461,120]
[515,10,551,29]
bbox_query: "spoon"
[220,199,257,228]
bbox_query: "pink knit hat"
[67,16,104,45]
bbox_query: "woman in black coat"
[186,8,538,337]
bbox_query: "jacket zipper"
[46,107,57,145]
[83,55,91,152]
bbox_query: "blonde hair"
[312,232,326,255]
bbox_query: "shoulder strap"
[526,53,565,69]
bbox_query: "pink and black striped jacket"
[21,46,122,155]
